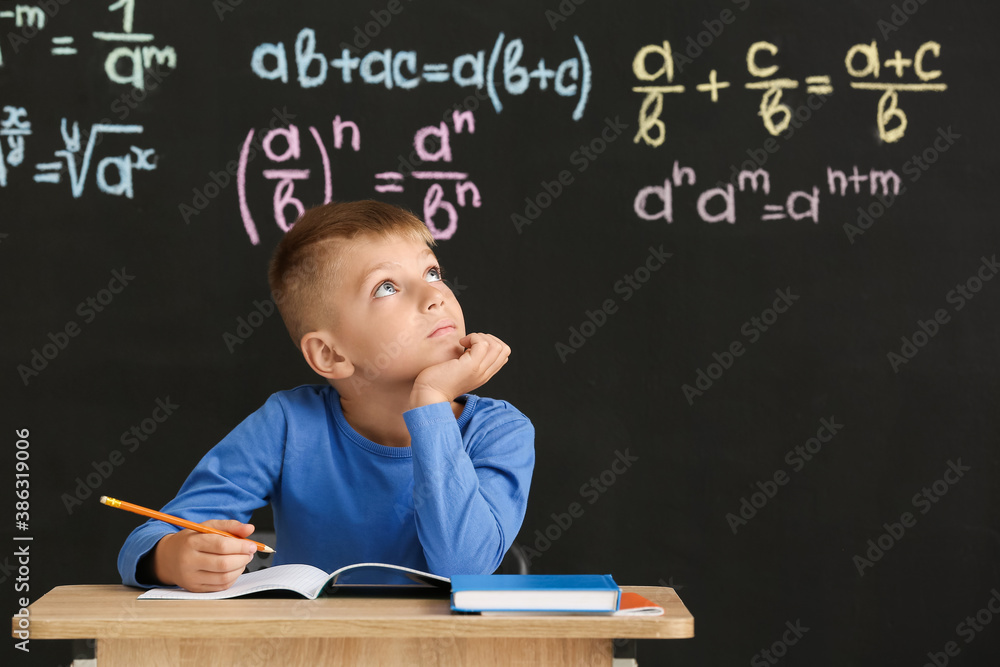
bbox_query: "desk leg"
[98,637,613,666]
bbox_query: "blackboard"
[3,1,999,664]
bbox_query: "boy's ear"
[299,330,355,380]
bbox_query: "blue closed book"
[450,574,621,612]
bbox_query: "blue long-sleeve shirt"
[117,384,534,587]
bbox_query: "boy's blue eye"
[373,267,442,298]
[373,281,397,298]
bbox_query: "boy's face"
[320,234,467,384]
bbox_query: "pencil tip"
[264,546,276,554]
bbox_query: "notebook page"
[138,563,331,600]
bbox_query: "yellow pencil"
[100,496,275,554]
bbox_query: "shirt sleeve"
[403,400,535,576]
[116,394,288,588]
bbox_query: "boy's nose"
[417,280,446,309]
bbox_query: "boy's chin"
[424,342,467,367]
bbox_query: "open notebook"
[138,562,450,600]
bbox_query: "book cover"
[450,574,621,612]
[137,562,450,600]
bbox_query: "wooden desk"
[15,584,693,666]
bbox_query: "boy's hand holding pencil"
[101,496,273,593]
[150,518,259,592]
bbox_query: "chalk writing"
[0,106,31,188]
[251,29,591,120]
[20,118,158,198]
[633,39,945,145]
[237,110,481,245]
[844,40,945,143]
[0,0,177,90]
[237,115,360,245]
[375,110,481,241]
[0,5,46,68]
[97,0,178,89]
[634,162,901,224]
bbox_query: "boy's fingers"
[196,552,255,575]
[190,532,258,556]
[485,354,509,380]
[188,568,247,592]
[462,335,509,379]
[201,519,255,538]
[462,332,507,348]
[478,338,509,365]
[465,334,505,357]
[195,520,257,550]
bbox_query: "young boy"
[117,200,535,592]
